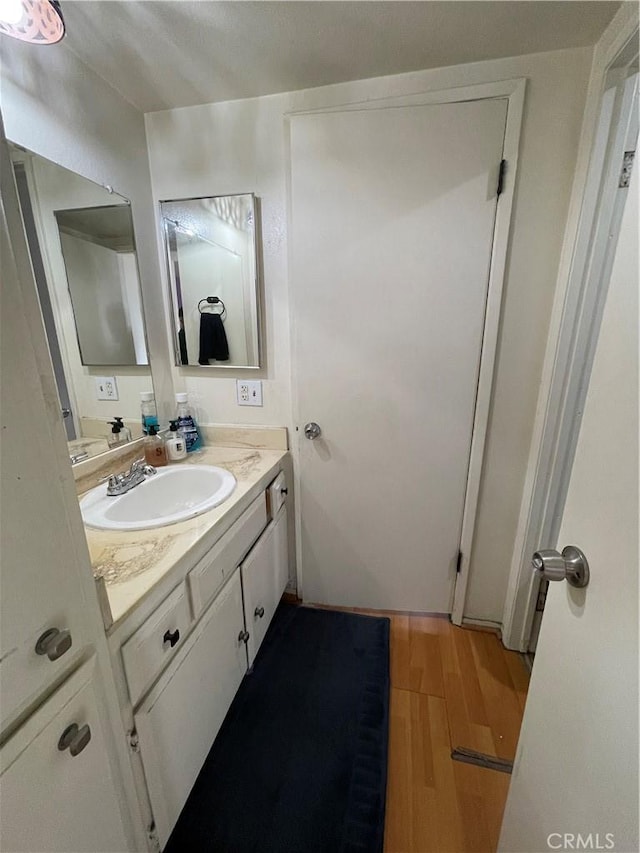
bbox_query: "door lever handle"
[532,546,590,588]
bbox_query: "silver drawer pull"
[254,606,265,619]
[58,723,91,756]
[238,630,250,644]
[35,628,72,662]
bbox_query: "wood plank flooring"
[320,608,530,853]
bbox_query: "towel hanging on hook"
[198,296,226,320]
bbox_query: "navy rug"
[165,603,390,853]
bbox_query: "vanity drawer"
[267,471,287,519]
[188,493,267,617]
[121,583,191,705]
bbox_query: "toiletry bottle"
[107,418,131,448]
[140,391,159,435]
[144,424,168,466]
[166,419,187,461]
[175,392,202,453]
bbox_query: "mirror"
[11,145,155,464]
[161,195,261,368]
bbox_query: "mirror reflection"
[11,146,155,464]
[162,194,261,369]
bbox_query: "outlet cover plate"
[95,376,119,401]
[236,380,263,407]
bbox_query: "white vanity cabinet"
[0,659,130,853]
[241,504,289,666]
[133,569,247,849]
[119,471,290,850]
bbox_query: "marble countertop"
[83,445,287,629]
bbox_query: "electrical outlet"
[236,379,263,407]
[95,376,119,401]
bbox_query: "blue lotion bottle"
[140,391,159,435]
[175,393,202,452]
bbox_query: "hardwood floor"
[324,608,529,853]
[384,614,529,853]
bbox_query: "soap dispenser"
[144,424,168,467]
[166,420,187,461]
[107,417,132,448]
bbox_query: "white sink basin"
[80,464,236,531]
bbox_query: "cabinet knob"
[163,628,180,648]
[58,723,91,756]
[254,606,265,619]
[238,630,250,644]
[35,628,72,661]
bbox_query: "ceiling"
[61,1,621,113]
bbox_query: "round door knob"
[58,723,91,756]
[532,545,590,588]
[35,628,72,661]
[255,606,265,619]
[163,628,180,648]
[304,422,322,440]
[238,630,250,644]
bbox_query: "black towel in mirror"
[199,312,229,364]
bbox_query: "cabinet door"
[0,659,129,853]
[241,505,289,667]
[135,569,247,849]
[2,137,96,732]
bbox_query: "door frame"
[285,78,526,616]
[502,11,639,651]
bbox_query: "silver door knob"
[58,723,91,756]
[238,630,250,644]
[254,606,265,619]
[304,422,322,440]
[532,546,590,588]
[35,628,73,661]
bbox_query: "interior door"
[499,158,638,850]
[290,100,507,611]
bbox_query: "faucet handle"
[129,458,157,476]
[98,473,122,488]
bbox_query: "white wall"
[0,36,173,425]
[146,47,592,622]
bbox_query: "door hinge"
[127,728,140,753]
[496,159,507,197]
[456,550,463,574]
[147,822,161,853]
[619,150,635,188]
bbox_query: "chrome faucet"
[100,458,157,496]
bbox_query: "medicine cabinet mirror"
[11,145,155,464]
[161,194,261,369]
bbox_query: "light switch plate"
[95,376,119,401]
[236,380,263,407]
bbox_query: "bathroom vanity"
[86,442,292,850]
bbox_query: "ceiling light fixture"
[0,0,64,45]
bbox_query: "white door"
[0,660,129,853]
[241,505,289,665]
[135,569,247,848]
[290,100,507,611]
[499,160,639,850]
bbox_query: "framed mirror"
[161,194,261,368]
[11,145,155,464]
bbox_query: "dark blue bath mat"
[164,603,390,853]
